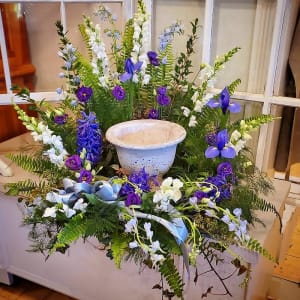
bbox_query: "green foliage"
[50,213,87,254]
[5,179,50,197]
[111,233,131,268]
[159,256,185,298]
[6,153,70,183]
[245,238,276,262]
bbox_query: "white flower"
[129,241,139,249]
[150,240,162,253]
[62,204,76,218]
[142,74,151,85]
[230,130,242,142]
[125,218,137,233]
[188,115,197,127]
[144,222,153,240]
[191,91,199,103]
[181,106,191,117]
[189,196,198,205]
[43,207,57,218]
[73,198,88,212]
[233,208,242,218]
[150,253,165,265]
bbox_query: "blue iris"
[207,87,241,114]
[120,58,143,82]
[205,129,236,159]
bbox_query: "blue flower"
[205,129,236,159]
[120,58,143,82]
[207,87,240,114]
[77,112,102,165]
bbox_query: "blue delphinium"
[77,112,102,166]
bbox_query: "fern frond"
[122,18,134,59]
[4,179,50,197]
[159,256,184,298]
[111,233,130,268]
[245,238,276,262]
[6,153,70,182]
[50,213,87,254]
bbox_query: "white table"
[0,133,291,300]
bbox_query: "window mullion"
[202,0,214,64]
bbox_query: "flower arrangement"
[6,1,279,298]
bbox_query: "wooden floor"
[0,276,76,300]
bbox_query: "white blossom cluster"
[30,121,68,167]
[153,177,183,211]
[125,218,165,265]
[131,5,150,84]
[181,64,216,128]
[85,22,110,88]
[43,193,88,219]
[229,120,253,154]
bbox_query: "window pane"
[153,0,205,75]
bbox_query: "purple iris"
[157,86,170,106]
[148,108,159,119]
[205,129,236,159]
[217,162,233,177]
[65,154,82,171]
[112,85,126,101]
[54,114,68,125]
[77,112,102,165]
[78,169,93,183]
[120,58,143,82]
[125,192,142,207]
[147,51,160,66]
[75,86,93,103]
[206,87,240,114]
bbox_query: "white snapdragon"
[188,115,197,127]
[85,23,110,88]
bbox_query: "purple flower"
[112,85,126,101]
[120,58,143,82]
[54,114,68,125]
[206,87,241,114]
[77,112,102,165]
[205,132,217,146]
[76,86,93,103]
[157,86,170,106]
[205,129,236,159]
[147,51,160,66]
[157,86,167,95]
[148,108,159,119]
[65,154,82,171]
[119,168,154,197]
[193,190,207,201]
[217,162,233,177]
[78,169,93,183]
[125,192,142,207]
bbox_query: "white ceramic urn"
[105,119,186,175]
